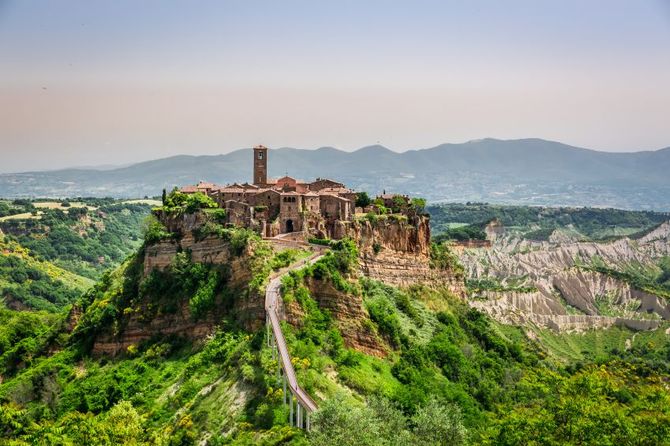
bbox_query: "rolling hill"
[2,138,669,210]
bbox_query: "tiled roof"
[219,188,245,193]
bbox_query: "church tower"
[253,145,268,186]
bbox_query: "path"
[265,239,326,430]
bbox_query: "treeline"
[428,203,669,239]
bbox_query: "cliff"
[90,213,269,356]
[336,216,466,297]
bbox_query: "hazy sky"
[1,0,670,173]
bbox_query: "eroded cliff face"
[92,214,267,356]
[305,277,387,357]
[462,221,670,332]
[337,216,466,298]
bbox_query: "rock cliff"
[337,216,466,297]
[91,213,268,356]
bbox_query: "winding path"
[264,246,324,430]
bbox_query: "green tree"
[411,197,427,213]
[411,398,466,446]
[355,192,372,208]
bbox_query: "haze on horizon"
[1,0,669,173]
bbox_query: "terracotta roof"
[280,191,300,196]
[180,185,198,193]
[319,193,349,201]
[254,188,281,194]
[219,187,246,193]
[304,191,319,197]
[318,187,354,195]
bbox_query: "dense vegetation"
[0,199,35,218]
[0,203,669,445]
[0,236,92,311]
[433,223,487,242]
[428,203,669,241]
[0,199,151,280]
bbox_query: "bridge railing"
[264,252,323,430]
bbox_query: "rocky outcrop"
[305,277,387,358]
[336,215,431,255]
[91,213,268,356]
[337,216,466,297]
[93,301,216,356]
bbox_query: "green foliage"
[139,251,229,321]
[0,253,81,311]
[142,214,172,244]
[466,276,537,294]
[428,203,669,241]
[433,223,487,242]
[479,363,670,445]
[162,190,218,215]
[0,199,35,218]
[268,249,308,272]
[410,197,427,214]
[1,201,150,280]
[355,192,372,208]
[582,257,670,299]
[308,237,331,247]
[309,394,466,446]
[0,308,65,378]
[372,242,382,254]
[429,242,464,276]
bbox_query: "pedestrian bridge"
[264,248,324,430]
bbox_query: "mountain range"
[2,138,669,210]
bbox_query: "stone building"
[180,145,356,238]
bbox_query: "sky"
[1,0,669,173]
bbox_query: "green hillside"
[0,226,668,445]
[0,236,93,312]
[0,199,152,280]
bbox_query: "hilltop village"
[179,145,413,239]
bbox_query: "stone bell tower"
[253,145,268,186]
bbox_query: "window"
[258,152,264,160]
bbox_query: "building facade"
[180,145,356,238]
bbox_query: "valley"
[0,196,668,444]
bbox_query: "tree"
[411,197,427,213]
[310,395,381,446]
[356,192,372,208]
[411,398,466,446]
[161,188,167,206]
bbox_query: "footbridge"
[264,241,325,430]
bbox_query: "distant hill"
[2,138,669,210]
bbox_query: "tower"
[253,144,268,186]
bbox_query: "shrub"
[372,242,382,254]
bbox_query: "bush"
[308,237,332,246]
